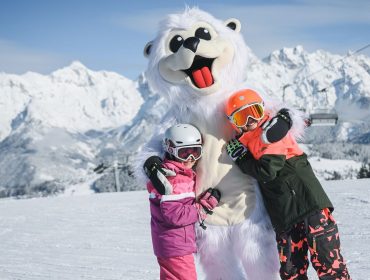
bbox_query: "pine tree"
[331,171,342,180]
[357,163,370,179]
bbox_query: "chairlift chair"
[281,84,339,127]
[307,87,339,127]
[308,108,339,126]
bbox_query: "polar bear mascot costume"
[137,7,304,280]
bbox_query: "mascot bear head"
[144,7,256,112]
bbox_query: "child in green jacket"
[225,89,351,280]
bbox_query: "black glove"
[143,156,176,195]
[277,108,292,128]
[261,108,292,144]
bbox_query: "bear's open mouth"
[182,56,215,89]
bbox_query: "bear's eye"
[195,27,211,40]
[169,35,184,53]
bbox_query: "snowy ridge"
[0,61,142,141]
[0,46,370,197]
[0,62,143,196]
[118,74,169,153]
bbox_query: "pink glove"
[196,188,222,230]
[197,188,221,215]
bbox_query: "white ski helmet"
[163,124,203,161]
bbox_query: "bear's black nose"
[183,37,200,53]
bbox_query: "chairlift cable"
[281,43,370,93]
[305,43,370,80]
[319,77,349,93]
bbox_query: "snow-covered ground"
[0,179,369,280]
[309,157,362,180]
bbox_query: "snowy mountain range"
[0,62,145,197]
[0,46,369,197]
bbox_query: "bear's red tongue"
[192,66,213,88]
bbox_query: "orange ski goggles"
[227,103,264,128]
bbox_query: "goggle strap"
[230,102,263,117]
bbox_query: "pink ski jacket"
[147,159,199,258]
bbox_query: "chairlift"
[308,108,339,126]
[281,84,338,127]
[308,88,339,127]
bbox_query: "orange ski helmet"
[225,89,264,131]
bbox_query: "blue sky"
[0,0,369,80]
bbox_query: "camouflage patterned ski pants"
[276,208,351,280]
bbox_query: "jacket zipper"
[288,184,296,196]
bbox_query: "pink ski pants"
[157,254,197,280]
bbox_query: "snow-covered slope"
[0,179,369,280]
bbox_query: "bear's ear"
[224,18,241,33]
[144,41,153,58]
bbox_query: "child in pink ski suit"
[144,124,221,280]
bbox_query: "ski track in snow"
[0,179,369,280]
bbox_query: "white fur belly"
[196,133,257,226]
